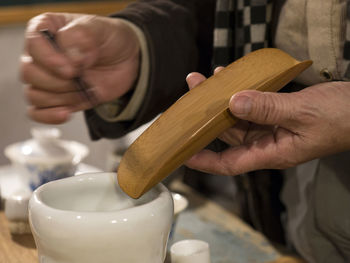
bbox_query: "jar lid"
[4,127,88,164]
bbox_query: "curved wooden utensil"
[118,48,312,198]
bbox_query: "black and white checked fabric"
[343,0,350,80]
[213,0,273,69]
[214,0,350,80]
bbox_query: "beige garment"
[274,0,348,85]
[275,1,350,263]
[102,0,349,122]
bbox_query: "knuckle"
[255,93,290,125]
[24,87,36,105]
[44,55,61,69]
[20,63,30,83]
[64,25,95,49]
[71,27,90,41]
[26,13,54,35]
[259,93,278,123]
[77,31,95,50]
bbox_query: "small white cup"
[171,239,211,263]
[5,189,31,221]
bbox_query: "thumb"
[229,90,296,126]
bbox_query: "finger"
[185,146,263,176]
[186,72,207,90]
[56,18,99,68]
[217,120,250,146]
[229,90,297,126]
[25,86,89,109]
[242,123,275,144]
[27,106,71,124]
[21,55,76,92]
[25,28,76,79]
[186,131,296,176]
[214,66,225,74]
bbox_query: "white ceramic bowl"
[29,172,174,263]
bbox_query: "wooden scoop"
[117,48,312,198]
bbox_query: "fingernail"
[230,95,252,116]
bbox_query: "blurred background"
[0,0,137,170]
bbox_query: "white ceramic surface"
[5,189,31,221]
[4,127,89,190]
[172,193,189,216]
[29,172,174,263]
[171,239,211,263]
[169,193,188,241]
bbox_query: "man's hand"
[21,13,140,124]
[185,69,350,175]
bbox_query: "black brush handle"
[40,29,97,106]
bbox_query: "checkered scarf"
[213,0,273,69]
[213,0,350,80]
[343,1,350,80]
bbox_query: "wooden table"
[168,181,305,263]
[0,180,304,263]
[0,212,37,263]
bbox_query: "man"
[21,0,350,261]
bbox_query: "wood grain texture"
[0,212,37,263]
[265,256,306,263]
[0,1,133,25]
[118,48,312,198]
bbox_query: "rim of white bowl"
[30,172,173,217]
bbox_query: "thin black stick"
[40,29,97,106]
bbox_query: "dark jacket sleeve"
[85,0,215,140]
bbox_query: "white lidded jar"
[4,127,89,190]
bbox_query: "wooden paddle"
[266,256,306,263]
[117,48,312,198]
